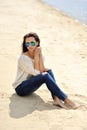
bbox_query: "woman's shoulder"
[18,53,32,62]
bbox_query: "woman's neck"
[24,51,34,59]
[28,51,34,59]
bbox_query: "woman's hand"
[34,47,41,62]
[34,47,42,57]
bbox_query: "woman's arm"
[19,55,40,75]
[34,47,49,73]
[39,47,49,73]
[34,48,40,71]
[39,49,46,73]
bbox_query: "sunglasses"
[25,41,36,47]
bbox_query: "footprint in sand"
[69,94,87,111]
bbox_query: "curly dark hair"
[22,32,40,52]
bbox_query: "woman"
[12,32,78,109]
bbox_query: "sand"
[0,0,87,130]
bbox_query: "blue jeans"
[15,70,67,101]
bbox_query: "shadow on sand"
[9,93,56,118]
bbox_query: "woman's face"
[25,37,38,52]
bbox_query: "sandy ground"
[0,0,87,130]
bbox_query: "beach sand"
[0,0,87,130]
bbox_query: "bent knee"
[42,72,50,79]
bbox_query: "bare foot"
[64,98,80,109]
[53,98,68,109]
